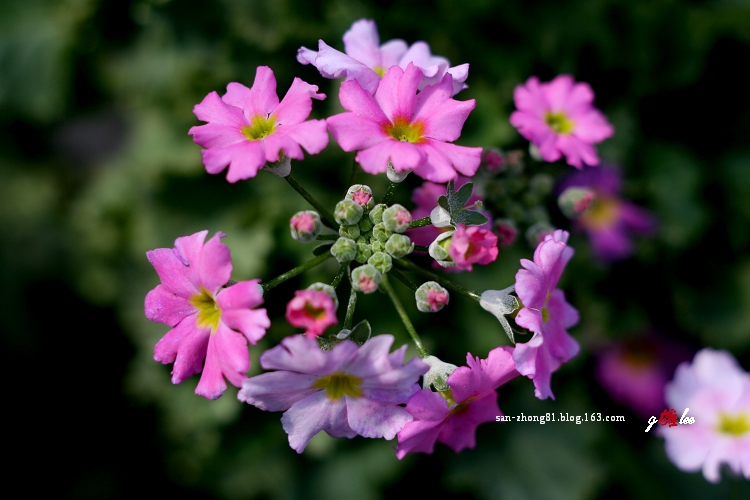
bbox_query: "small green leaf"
[451,182,474,211]
[437,195,450,211]
[349,320,372,345]
[452,210,489,226]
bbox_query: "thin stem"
[413,244,429,253]
[380,181,398,205]
[348,155,358,187]
[394,258,481,301]
[316,234,339,241]
[389,268,418,292]
[331,263,348,288]
[380,275,428,359]
[261,253,332,292]
[408,216,432,229]
[344,287,357,330]
[284,174,337,228]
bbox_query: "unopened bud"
[346,184,374,210]
[355,241,373,263]
[371,240,385,253]
[369,204,387,225]
[415,282,450,313]
[558,186,596,219]
[387,160,411,183]
[334,199,363,226]
[306,282,339,310]
[358,217,374,232]
[529,173,554,196]
[351,265,381,294]
[481,148,505,172]
[525,221,556,248]
[368,251,392,274]
[263,155,292,177]
[493,218,518,247]
[372,223,392,243]
[290,210,322,243]
[331,237,357,263]
[505,150,525,174]
[428,231,454,266]
[385,234,414,258]
[382,204,412,233]
[339,224,360,240]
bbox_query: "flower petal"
[312,40,381,94]
[281,391,354,453]
[413,75,475,142]
[238,371,320,411]
[273,78,325,126]
[223,67,279,120]
[146,246,199,298]
[260,334,358,375]
[438,391,499,452]
[192,91,247,128]
[375,63,422,121]
[346,396,414,440]
[342,19,382,69]
[448,346,518,403]
[145,284,195,326]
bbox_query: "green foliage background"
[2,0,750,498]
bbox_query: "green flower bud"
[358,217,374,232]
[345,184,374,211]
[529,173,555,196]
[385,233,414,258]
[428,231,454,267]
[558,186,596,219]
[367,251,392,274]
[382,204,412,233]
[525,221,556,248]
[361,230,373,241]
[339,224,361,240]
[355,241,373,263]
[372,223,392,243]
[415,282,450,313]
[306,282,339,309]
[331,237,357,263]
[334,199,363,226]
[351,265,381,294]
[371,240,385,253]
[369,204,387,224]
[289,210,322,243]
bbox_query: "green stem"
[316,234,339,241]
[413,244,429,253]
[344,287,357,330]
[331,263,348,288]
[389,268,418,292]
[380,181,398,205]
[261,253,332,292]
[380,275,428,358]
[408,216,432,229]
[348,155,358,187]
[284,174,337,228]
[394,258,481,301]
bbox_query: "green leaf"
[451,182,474,211]
[348,320,372,346]
[452,210,489,226]
[437,195,450,211]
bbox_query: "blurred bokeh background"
[3,0,750,498]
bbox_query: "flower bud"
[505,149,525,174]
[429,231,455,267]
[334,199,363,226]
[367,251,392,274]
[289,210,322,243]
[306,282,339,310]
[330,237,357,263]
[493,218,518,247]
[351,265,381,294]
[263,155,292,177]
[382,204,412,233]
[525,221,556,248]
[372,222,392,243]
[371,240,385,253]
[339,224,360,240]
[558,186,596,219]
[415,282,449,312]
[369,204,387,224]
[355,241,373,263]
[430,205,453,228]
[345,184,374,210]
[385,233,414,258]
[481,148,505,172]
[387,160,411,183]
[358,217,374,232]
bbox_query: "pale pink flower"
[513,230,579,400]
[396,346,519,458]
[298,19,468,96]
[661,349,750,483]
[510,75,613,168]
[327,63,482,183]
[449,224,498,271]
[145,231,270,399]
[189,66,328,183]
[285,289,337,337]
[239,334,428,453]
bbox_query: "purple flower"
[513,230,579,400]
[189,66,328,183]
[298,19,469,96]
[558,165,657,261]
[661,349,750,482]
[510,75,613,168]
[327,63,482,183]
[238,334,428,453]
[145,231,270,399]
[396,346,519,458]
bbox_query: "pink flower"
[286,289,338,337]
[298,19,469,96]
[513,230,579,400]
[189,66,328,183]
[661,349,750,482]
[396,346,519,458]
[145,231,270,399]
[238,334,428,453]
[327,63,482,183]
[510,75,613,168]
[448,224,498,271]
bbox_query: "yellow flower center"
[312,372,363,400]
[303,302,327,320]
[384,117,425,144]
[189,286,222,332]
[544,111,574,135]
[580,196,619,230]
[373,66,386,77]
[541,307,550,323]
[242,114,276,141]
[717,412,750,436]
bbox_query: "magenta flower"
[558,165,657,261]
[327,63,482,183]
[448,224,499,271]
[298,19,469,96]
[510,75,613,168]
[513,229,580,400]
[238,334,428,453]
[286,289,338,337]
[189,66,328,183]
[661,349,750,482]
[396,346,519,458]
[145,231,270,399]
